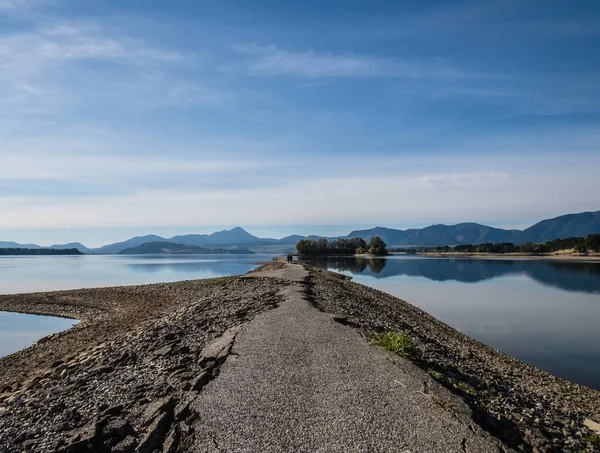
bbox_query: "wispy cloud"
[0,0,50,11]
[233,44,469,79]
[1,150,599,229]
[1,152,259,182]
[0,0,598,241]
[36,24,183,62]
[2,164,598,230]
[0,20,213,118]
[0,22,184,82]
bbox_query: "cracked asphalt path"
[190,264,509,452]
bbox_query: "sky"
[1,0,599,247]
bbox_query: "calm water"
[0,312,77,357]
[2,254,600,389]
[303,256,600,390]
[0,254,271,357]
[0,254,272,294]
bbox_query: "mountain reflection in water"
[304,256,600,295]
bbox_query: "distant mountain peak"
[208,227,258,241]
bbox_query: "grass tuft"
[455,380,476,395]
[427,369,445,381]
[584,432,599,445]
[427,369,477,396]
[431,395,459,412]
[373,331,417,359]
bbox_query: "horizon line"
[2,209,598,248]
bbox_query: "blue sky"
[1,0,599,246]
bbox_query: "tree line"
[0,248,83,256]
[296,236,388,256]
[407,234,600,254]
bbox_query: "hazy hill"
[170,227,260,247]
[93,235,167,254]
[347,213,598,247]
[407,223,520,246]
[204,226,259,244]
[346,223,520,246]
[119,241,254,255]
[346,227,408,244]
[0,241,41,249]
[522,211,600,243]
[279,235,306,243]
[49,242,91,253]
[96,227,261,253]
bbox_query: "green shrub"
[373,331,416,358]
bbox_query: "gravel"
[0,273,286,453]
[305,267,600,453]
[1,262,598,453]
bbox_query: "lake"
[0,312,78,357]
[0,254,273,294]
[0,254,272,358]
[1,254,599,390]
[303,255,600,390]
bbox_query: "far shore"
[406,251,600,261]
[298,251,600,261]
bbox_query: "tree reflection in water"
[302,256,387,274]
[302,256,600,295]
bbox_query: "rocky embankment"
[305,268,600,453]
[1,263,599,453]
[0,266,287,453]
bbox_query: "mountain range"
[1,211,599,254]
[119,241,253,255]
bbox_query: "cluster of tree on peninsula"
[295,236,388,256]
[0,248,83,256]
[409,234,600,255]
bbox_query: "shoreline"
[0,264,599,452]
[400,251,600,262]
[306,268,600,451]
[0,268,288,453]
[0,273,286,385]
[294,253,388,258]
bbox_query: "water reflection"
[306,256,388,275]
[125,260,255,275]
[0,311,77,357]
[303,255,600,389]
[0,254,273,294]
[304,256,600,295]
